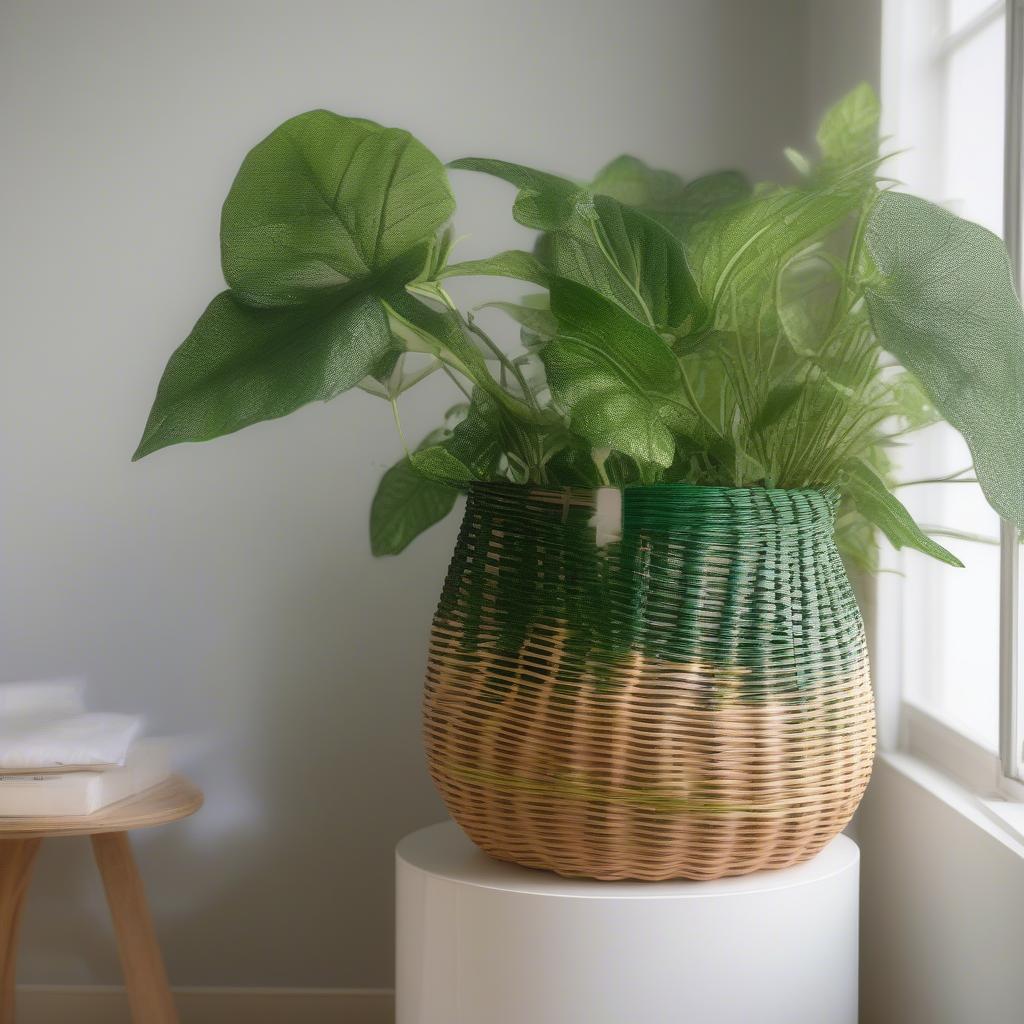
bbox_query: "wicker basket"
[424,483,875,881]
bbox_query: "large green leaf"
[133,287,394,459]
[223,110,454,306]
[648,172,752,237]
[544,196,706,337]
[590,156,750,238]
[843,458,963,567]
[776,253,841,356]
[447,157,585,231]
[137,111,458,459]
[864,191,1024,530]
[815,83,880,179]
[411,389,506,483]
[687,184,861,331]
[440,250,549,287]
[412,387,568,485]
[370,430,459,556]
[450,157,705,338]
[541,278,696,468]
[675,89,878,338]
[589,155,687,211]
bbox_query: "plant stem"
[897,468,976,487]
[920,525,999,546]
[435,285,538,412]
[676,364,722,438]
[390,398,410,458]
[441,364,474,402]
[466,313,537,409]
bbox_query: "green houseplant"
[136,86,1024,879]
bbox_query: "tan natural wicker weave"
[424,483,876,881]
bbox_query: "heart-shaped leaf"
[411,390,506,483]
[223,110,454,306]
[544,195,706,336]
[411,386,567,486]
[370,429,459,556]
[447,158,585,231]
[589,155,687,210]
[542,278,697,468]
[687,184,861,332]
[816,83,880,176]
[137,112,458,459]
[450,158,705,338]
[646,172,752,238]
[133,287,395,459]
[864,191,1024,531]
[590,157,750,238]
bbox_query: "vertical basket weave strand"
[424,483,875,881]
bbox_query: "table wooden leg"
[91,832,178,1024]
[0,838,40,1024]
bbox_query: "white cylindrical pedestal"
[396,821,859,1024]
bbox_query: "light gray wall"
[804,0,883,125]
[0,0,812,989]
[857,758,1024,1024]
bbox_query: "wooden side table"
[0,775,203,1024]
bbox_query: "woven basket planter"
[424,483,875,881]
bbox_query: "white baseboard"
[17,985,394,1024]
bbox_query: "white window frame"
[999,0,1024,784]
[879,0,1024,802]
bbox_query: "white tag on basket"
[591,487,623,547]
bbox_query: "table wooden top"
[0,775,203,839]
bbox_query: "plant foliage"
[136,88,1024,566]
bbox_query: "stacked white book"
[0,680,170,816]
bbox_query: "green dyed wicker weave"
[424,483,875,881]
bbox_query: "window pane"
[948,0,1002,35]
[899,425,1001,748]
[943,14,1006,234]
[885,4,1006,750]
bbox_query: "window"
[881,0,1023,783]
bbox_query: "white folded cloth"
[0,680,144,771]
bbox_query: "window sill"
[901,700,1002,793]
[877,750,1024,858]
[882,702,1024,856]
[979,795,1024,845]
